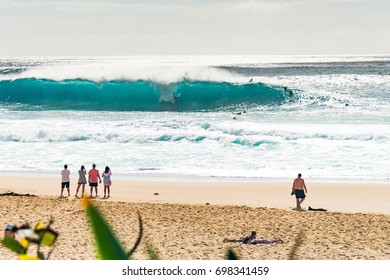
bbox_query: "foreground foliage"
[1,220,58,260]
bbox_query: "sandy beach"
[1,175,390,260]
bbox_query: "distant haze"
[1,0,389,56]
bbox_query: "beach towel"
[308,206,327,212]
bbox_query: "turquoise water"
[0,56,389,181]
[0,79,286,111]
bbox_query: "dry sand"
[1,175,390,260]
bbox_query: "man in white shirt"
[61,164,70,197]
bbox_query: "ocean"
[0,55,389,182]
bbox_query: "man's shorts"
[294,189,306,199]
[61,182,70,188]
[89,182,98,187]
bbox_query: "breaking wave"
[0,78,287,111]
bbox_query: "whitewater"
[0,55,389,181]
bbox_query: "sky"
[0,0,389,56]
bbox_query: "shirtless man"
[292,173,307,210]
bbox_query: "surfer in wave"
[284,87,294,97]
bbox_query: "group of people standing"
[60,163,112,199]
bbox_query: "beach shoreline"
[2,170,389,183]
[1,174,389,215]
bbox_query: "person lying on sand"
[250,237,283,244]
[223,230,257,244]
[223,231,283,245]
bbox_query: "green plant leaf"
[144,242,161,260]
[1,238,26,254]
[84,199,128,260]
[127,211,143,259]
[38,229,58,247]
[287,229,305,260]
[37,251,45,260]
[225,248,240,260]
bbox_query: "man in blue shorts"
[291,173,308,210]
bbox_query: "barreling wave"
[0,78,287,111]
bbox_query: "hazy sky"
[1,0,389,56]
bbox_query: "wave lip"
[0,78,287,112]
